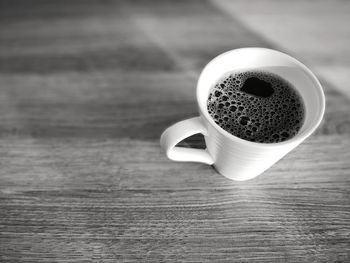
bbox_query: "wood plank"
[0,135,349,262]
[0,0,349,262]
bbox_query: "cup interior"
[197,48,325,145]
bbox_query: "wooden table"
[0,0,349,262]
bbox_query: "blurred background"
[1,0,349,138]
[0,0,349,262]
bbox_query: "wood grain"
[0,0,349,262]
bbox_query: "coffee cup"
[160,48,325,181]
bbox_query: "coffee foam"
[207,70,305,143]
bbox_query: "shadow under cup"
[197,48,325,147]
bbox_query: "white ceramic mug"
[160,48,325,181]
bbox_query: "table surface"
[0,0,349,262]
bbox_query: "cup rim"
[197,47,326,148]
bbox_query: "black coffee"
[207,70,305,143]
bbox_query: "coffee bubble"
[207,70,305,143]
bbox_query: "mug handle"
[160,117,214,165]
